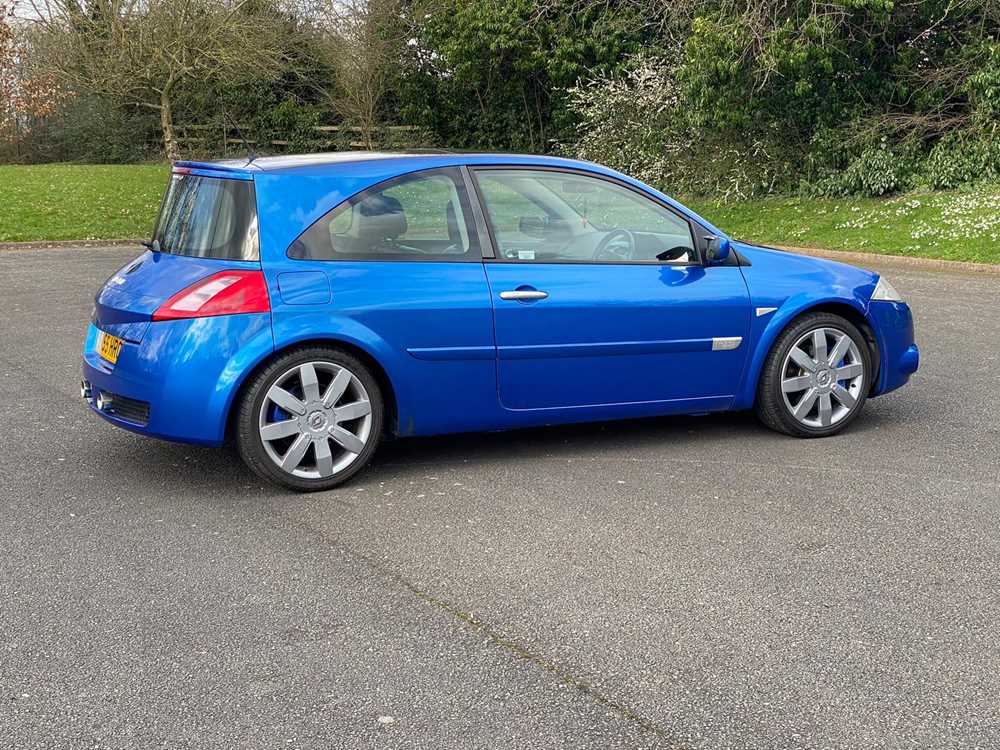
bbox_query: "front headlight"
[871,276,905,303]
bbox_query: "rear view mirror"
[704,235,731,263]
[562,180,598,194]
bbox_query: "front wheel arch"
[754,310,873,436]
[738,300,880,410]
[801,303,879,389]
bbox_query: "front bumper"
[82,313,273,445]
[868,300,919,397]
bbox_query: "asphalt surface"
[1,246,998,749]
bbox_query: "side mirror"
[704,235,731,264]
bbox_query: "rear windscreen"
[153,174,259,261]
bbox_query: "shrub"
[924,134,1000,190]
[564,57,684,188]
[966,43,1000,129]
[13,95,157,164]
[254,98,323,153]
[565,56,796,200]
[807,139,921,197]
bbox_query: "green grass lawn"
[0,163,167,242]
[2,163,998,263]
[688,189,1000,264]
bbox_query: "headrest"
[356,193,407,242]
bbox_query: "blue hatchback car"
[82,152,919,490]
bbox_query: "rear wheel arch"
[224,337,399,443]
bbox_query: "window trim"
[461,165,496,260]
[286,167,483,263]
[469,166,709,267]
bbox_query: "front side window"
[289,168,478,261]
[474,169,696,264]
[154,174,259,261]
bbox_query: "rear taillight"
[152,270,270,321]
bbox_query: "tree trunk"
[160,90,179,162]
[360,95,376,150]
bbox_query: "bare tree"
[0,1,18,131]
[26,0,286,160]
[2,2,64,152]
[310,0,400,149]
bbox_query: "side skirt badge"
[712,337,743,351]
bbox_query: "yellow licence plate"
[97,330,124,365]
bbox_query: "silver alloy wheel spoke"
[336,400,371,421]
[836,363,864,380]
[780,326,865,429]
[793,387,819,419]
[259,419,300,441]
[281,433,311,471]
[268,386,307,416]
[314,437,335,477]
[812,329,828,363]
[789,348,818,372]
[258,360,374,480]
[827,334,851,367]
[322,369,352,408]
[330,425,365,454]
[782,375,812,392]
[300,363,322,403]
[818,393,833,427]
[831,383,856,408]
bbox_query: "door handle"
[499,290,548,301]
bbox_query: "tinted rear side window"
[288,168,478,261]
[154,174,259,261]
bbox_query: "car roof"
[175,150,598,175]
[173,150,726,243]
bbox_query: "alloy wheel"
[780,327,865,429]
[258,361,373,479]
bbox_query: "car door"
[471,167,752,411]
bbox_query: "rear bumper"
[869,300,918,397]
[82,313,273,446]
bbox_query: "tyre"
[755,312,872,438]
[236,347,384,491]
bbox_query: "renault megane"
[82,152,918,490]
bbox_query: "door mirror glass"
[705,235,731,263]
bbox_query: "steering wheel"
[592,229,636,262]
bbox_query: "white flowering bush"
[563,57,684,188]
[563,56,792,200]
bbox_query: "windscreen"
[153,173,259,261]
